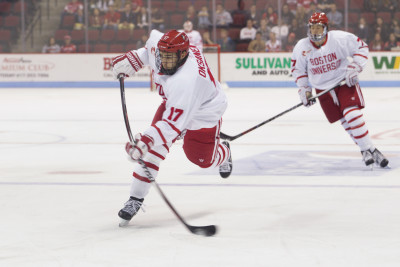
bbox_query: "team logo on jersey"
[156,82,167,100]
[302,49,311,56]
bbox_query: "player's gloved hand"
[125,134,154,161]
[298,86,315,107]
[112,51,142,80]
[345,62,362,87]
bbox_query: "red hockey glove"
[112,51,143,80]
[125,134,154,161]
[298,86,315,107]
[345,62,362,87]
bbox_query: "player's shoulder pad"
[293,37,310,52]
[329,30,354,39]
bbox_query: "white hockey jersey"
[291,30,369,90]
[133,30,227,147]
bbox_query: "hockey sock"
[340,117,357,144]
[342,106,374,151]
[130,143,171,199]
[212,142,230,168]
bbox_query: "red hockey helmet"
[156,30,190,75]
[307,12,329,42]
[308,12,329,25]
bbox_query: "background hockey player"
[112,29,232,226]
[291,12,389,168]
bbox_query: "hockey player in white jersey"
[291,12,388,168]
[112,29,232,225]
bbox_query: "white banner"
[1,52,399,87]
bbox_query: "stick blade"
[188,225,218,237]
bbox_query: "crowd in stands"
[1,0,400,53]
[0,0,40,52]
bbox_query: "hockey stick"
[118,75,217,237]
[220,80,346,141]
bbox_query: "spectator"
[296,0,317,13]
[263,5,278,26]
[248,32,266,52]
[295,5,307,28]
[307,2,321,17]
[136,34,148,48]
[136,6,149,30]
[369,32,384,51]
[231,0,250,24]
[185,5,198,26]
[365,0,380,13]
[240,19,257,41]
[94,0,113,14]
[372,17,389,42]
[42,37,61,53]
[63,0,83,15]
[74,8,85,30]
[118,3,135,32]
[282,4,295,26]
[215,3,233,28]
[271,19,289,43]
[89,7,103,30]
[265,32,282,52]
[258,18,271,42]
[390,19,400,41]
[198,5,212,30]
[202,31,214,45]
[181,20,203,51]
[286,0,298,15]
[327,3,342,29]
[284,32,297,51]
[103,4,120,31]
[384,33,400,50]
[317,0,334,13]
[151,6,165,31]
[381,0,398,13]
[60,0,83,27]
[60,35,77,53]
[290,17,306,40]
[356,17,370,43]
[131,0,143,14]
[217,28,235,52]
[248,4,261,29]
[113,0,124,12]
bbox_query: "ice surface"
[0,87,399,267]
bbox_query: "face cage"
[156,48,183,75]
[307,23,328,42]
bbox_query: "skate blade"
[119,219,130,227]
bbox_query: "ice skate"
[361,149,374,168]
[219,141,232,178]
[371,148,389,168]
[118,196,144,227]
